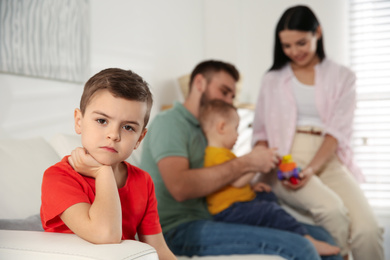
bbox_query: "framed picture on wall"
[0,0,90,83]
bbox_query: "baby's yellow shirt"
[204,146,256,215]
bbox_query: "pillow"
[0,214,43,231]
[0,137,61,219]
[49,133,82,158]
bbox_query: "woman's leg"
[272,174,350,255]
[276,130,384,259]
[272,132,350,255]
[163,220,342,260]
[319,160,384,260]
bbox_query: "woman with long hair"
[252,5,384,260]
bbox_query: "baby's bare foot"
[305,235,340,256]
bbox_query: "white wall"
[0,0,204,140]
[90,0,204,111]
[0,0,349,140]
[203,0,349,104]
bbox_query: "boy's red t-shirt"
[40,156,162,240]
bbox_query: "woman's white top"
[292,76,324,129]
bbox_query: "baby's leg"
[214,199,308,235]
[214,199,341,257]
[305,234,340,256]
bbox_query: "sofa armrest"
[0,230,158,260]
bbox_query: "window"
[349,0,390,210]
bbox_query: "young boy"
[40,68,176,260]
[199,99,341,257]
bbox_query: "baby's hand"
[252,182,272,193]
[68,147,107,179]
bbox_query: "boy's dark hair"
[270,5,325,71]
[199,99,237,132]
[80,68,153,128]
[189,60,240,90]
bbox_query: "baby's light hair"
[199,99,237,134]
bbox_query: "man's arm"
[158,145,278,201]
[60,148,122,244]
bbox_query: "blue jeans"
[214,192,307,236]
[164,220,342,260]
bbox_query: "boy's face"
[222,110,240,150]
[74,89,147,166]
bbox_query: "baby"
[199,99,340,257]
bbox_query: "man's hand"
[247,145,279,173]
[282,167,314,190]
[252,182,272,193]
[68,147,107,179]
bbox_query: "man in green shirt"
[140,60,340,260]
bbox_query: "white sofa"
[0,134,286,260]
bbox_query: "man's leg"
[164,220,340,260]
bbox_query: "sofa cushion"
[0,137,60,219]
[177,255,285,260]
[0,214,43,231]
[49,133,82,159]
[0,230,158,260]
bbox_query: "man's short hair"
[80,68,153,128]
[189,60,240,90]
[199,99,237,132]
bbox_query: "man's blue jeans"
[164,220,343,260]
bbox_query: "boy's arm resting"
[59,166,122,244]
[138,233,177,260]
[157,145,278,201]
[60,148,122,244]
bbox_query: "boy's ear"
[134,128,148,150]
[74,108,82,135]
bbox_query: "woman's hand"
[282,167,314,190]
[68,147,107,179]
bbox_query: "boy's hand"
[252,182,272,193]
[68,147,107,178]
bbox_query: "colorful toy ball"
[277,154,301,185]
